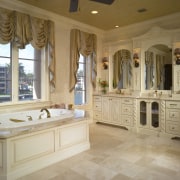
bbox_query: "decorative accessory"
[98,79,108,94]
[174,48,180,65]
[133,53,140,67]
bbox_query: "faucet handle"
[27,116,32,121]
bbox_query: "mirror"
[113,49,132,89]
[145,44,172,90]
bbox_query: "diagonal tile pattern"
[19,123,180,180]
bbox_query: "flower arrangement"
[98,79,108,94]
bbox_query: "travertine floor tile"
[19,123,180,180]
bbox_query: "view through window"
[74,54,86,105]
[0,43,42,103]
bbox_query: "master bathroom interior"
[0,0,180,179]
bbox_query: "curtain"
[69,29,97,92]
[113,49,132,89]
[0,7,56,90]
[156,55,164,87]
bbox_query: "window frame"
[74,54,94,106]
[0,42,49,106]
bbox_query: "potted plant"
[98,79,109,94]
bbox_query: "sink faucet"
[40,108,51,118]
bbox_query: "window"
[18,44,42,101]
[0,43,46,103]
[74,54,87,105]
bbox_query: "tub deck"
[0,109,87,138]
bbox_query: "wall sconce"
[174,48,180,65]
[102,57,109,70]
[133,53,140,67]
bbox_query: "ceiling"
[17,0,180,30]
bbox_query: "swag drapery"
[156,54,165,88]
[69,29,97,92]
[0,7,56,90]
[113,49,132,89]
[145,51,154,89]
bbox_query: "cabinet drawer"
[121,105,133,115]
[166,101,180,109]
[121,98,133,105]
[93,111,101,120]
[166,121,180,135]
[93,96,102,102]
[93,102,101,111]
[166,109,180,122]
[122,115,133,126]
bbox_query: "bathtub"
[0,108,77,138]
[0,108,90,180]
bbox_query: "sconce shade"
[102,57,108,69]
[133,53,139,67]
[102,57,108,62]
[174,48,180,55]
[133,53,139,59]
[174,48,180,65]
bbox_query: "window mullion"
[11,44,19,103]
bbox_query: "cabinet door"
[102,97,110,123]
[139,101,148,128]
[150,102,159,129]
[110,98,120,124]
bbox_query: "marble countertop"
[93,92,180,100]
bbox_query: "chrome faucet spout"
[40,108,51,118]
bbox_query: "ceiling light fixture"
[91,10,98,14]
[115,25,119,28]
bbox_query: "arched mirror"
[113,49,132,89]
[145,44,172,90]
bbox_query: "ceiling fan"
[69,0,115,12]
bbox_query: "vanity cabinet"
[93,95,135,128]
[138,99,160,131]
[165,101,180,136]
[93,95,102,121]
[101,96,120,125]
[121,98,134,126]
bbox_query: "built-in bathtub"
[0,108,76,138]
[0,108,90,180]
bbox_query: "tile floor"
[19,123,180,180]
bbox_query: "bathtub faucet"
[40,108,51,118]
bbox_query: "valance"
[69,29,97,92]
[0,7,56,90]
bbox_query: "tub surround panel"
[11,131,55,165]
[0,109,90,180]
[59,123,88,149]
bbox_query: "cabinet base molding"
[171,136,180,140]
[96,122,128,130]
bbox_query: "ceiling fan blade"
[69,0,79,12]
[90,0,115,5]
